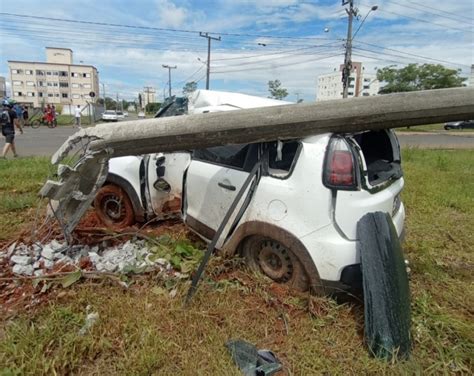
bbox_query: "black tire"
[241,236,309,291]
[94,184,135,228]
[31,119,41,129]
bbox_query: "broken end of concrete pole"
[40,129,113,240]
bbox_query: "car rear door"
[184,144,258,240]
[333,130,405,240]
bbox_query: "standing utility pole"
[102,83,107,111]
[199,32,221,90]
[162,65,177,98]
[342,0,357,99]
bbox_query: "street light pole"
[342,0,356,99]
[199,32,221,90]
[342,1,378,99]
[162,64,177,98]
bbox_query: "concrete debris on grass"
[3,240,175,277]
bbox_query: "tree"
[268,80,288,100]
[145,102,162,114]
[183,81,198,96]
[377,64,466,94]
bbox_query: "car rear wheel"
[94,184,135,228]
[241,236,309,291]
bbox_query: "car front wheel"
[94,184,135,228]
[241,236,309,291]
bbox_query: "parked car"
[138,111,145,118]
[123,111,129,117]
[101,110,118,122]
[444,120,474,130]
[94,91,405,294]
[116,111,125,119]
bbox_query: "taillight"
[323,137,358,190]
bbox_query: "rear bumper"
[322,227,406,294]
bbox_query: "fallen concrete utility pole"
[41,87,474,237]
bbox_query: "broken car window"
[193,145,250,169]
[267,141,300,177]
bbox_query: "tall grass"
[1,149,473,374]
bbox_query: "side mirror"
[156,156,166,166]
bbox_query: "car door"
[184,144,258,240]
[147,152,191,217]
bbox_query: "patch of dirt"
[0,212,194,317]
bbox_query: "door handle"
[218,182,236,191]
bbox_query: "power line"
[213,45,341,69]
[0,12,338,41]
[354,41,471,68]
[385,0,472,23]
[212,41,341,62]
[404,1,473,22]
[358,2,472,33]
[213,52,343,74]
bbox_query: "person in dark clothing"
[1,103,22,158]
[22,106,29,127]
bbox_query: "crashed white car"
[94,90,405,293]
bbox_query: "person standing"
[22,105,29,127]
[1,101,22,158]
[74,105,82,128]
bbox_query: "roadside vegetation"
[1,149,473,374]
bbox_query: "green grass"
[0,157,53,241]
[1,149,473,374]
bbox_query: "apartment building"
[8,47,99,109]
[0,76,6,98]
[141,86,156,108]
[316,62,379,101]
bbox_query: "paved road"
[7,127,474,158]
[396,131,474,149]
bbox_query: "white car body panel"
[108,156,143,199]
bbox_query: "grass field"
[0,149,473,375]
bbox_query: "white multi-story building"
[141,86,156,108]
[8,47,99,109]
[316,62,379,101]
[0,76,6,98]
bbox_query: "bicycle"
[31,116,57,129]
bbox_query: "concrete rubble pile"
[3,240,176,277]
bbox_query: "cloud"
[155,0,191,28]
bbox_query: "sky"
[0,0,472,102]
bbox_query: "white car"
[94,91,405,294]
[116,111,125,119]
[138,111,145,118]
[123,111,129,117]
[101,110,118,122]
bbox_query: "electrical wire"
[385,0,472,23]
[358,2,472,33]
[403,1,473,22]
[0,12,339,41]
[354,41,471,68]
[212,52,343,74]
